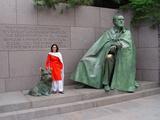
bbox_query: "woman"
[45,44,64,94]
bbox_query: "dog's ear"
[48,69,51,74]
[41,67,45,72]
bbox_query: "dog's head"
[40,68,52,82]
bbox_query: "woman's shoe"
[52,91,57,94]
[59,91,64,94]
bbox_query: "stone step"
[25,81,160,109]
[0,87,159,120]
[137,81,159,90]
[0,81,158,114]
[32,94,160,120]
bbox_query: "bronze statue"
[28,68,52,96]
[71,14,138,92]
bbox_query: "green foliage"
[33,0,51,8]
[33,0,93,8]
[93,0,129,9]
[121,0,160,27]
[112,0,122,4]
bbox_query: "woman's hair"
[51,44,59,52]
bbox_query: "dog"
[28,68,52,96]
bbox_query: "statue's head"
[113,15,125,28]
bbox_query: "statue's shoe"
[104,86,110,92]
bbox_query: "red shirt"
[46,54,63,80]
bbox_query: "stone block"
[122,10,132,28]
[81,90,105,100]
[77,102,95,111]
[64,73,75,85]
[31,94,82,109]
[60,49,84,74]
[139,81,159,90]
[142,69,159,82]
[59,103,83,114]
[5,76,39,91]
[9,51,47,77]
[100,8,117,28]
[37,7,75,26]
[0,101,31,113]
[34,107,59,118]
[0,113,17,120]
[136,48,159,69]
[95,27,107,40]
[0,0,16,24]
[95,96,119,107]
[16,110,35,120]
[138,26,158,48]
[71,27,95,49]
[0,79,5,93]
[75,6,100,27]
[83,49,89,54]
[0,25,71,51]
[17,0,37,24]
[136,69,142,81]
[0,92,29,112]
[0,52,9,78]
[131,27,139,48]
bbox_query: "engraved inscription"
[0,25,70,50]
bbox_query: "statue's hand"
[109,45,116,54]
[112,42,122,49]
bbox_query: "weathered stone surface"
[100,8,117,28]
[136,69,142,81]
[136,48,159,69]
[9,51,47,77]
[60,49,84,74]
[138,26,158,48]
[0,79,5,93]
[37,7,75,26]
[0,25,70,50]
[122,10,132,28]
[131,27,139,48]
[75,6,100,27]
[142,69,159,82]
[0,52,9,78]
[71,27,95,49]
[0,0,16,24]
[5,76,39,91]
[17,0,37,25]
[95,28,107,40]
[63,73,75,85]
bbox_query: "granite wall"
[0,0,159,93]
[123,11,159,83]
[136,25,159,82]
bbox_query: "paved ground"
[34,94,160,120]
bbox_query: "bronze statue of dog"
[28,68,52,96]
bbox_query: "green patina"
[71,15,138,92]
[28,68,52,96]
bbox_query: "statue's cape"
[71,27,137,92]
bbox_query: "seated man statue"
[71,14,138,92]
[28,68,52,96]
